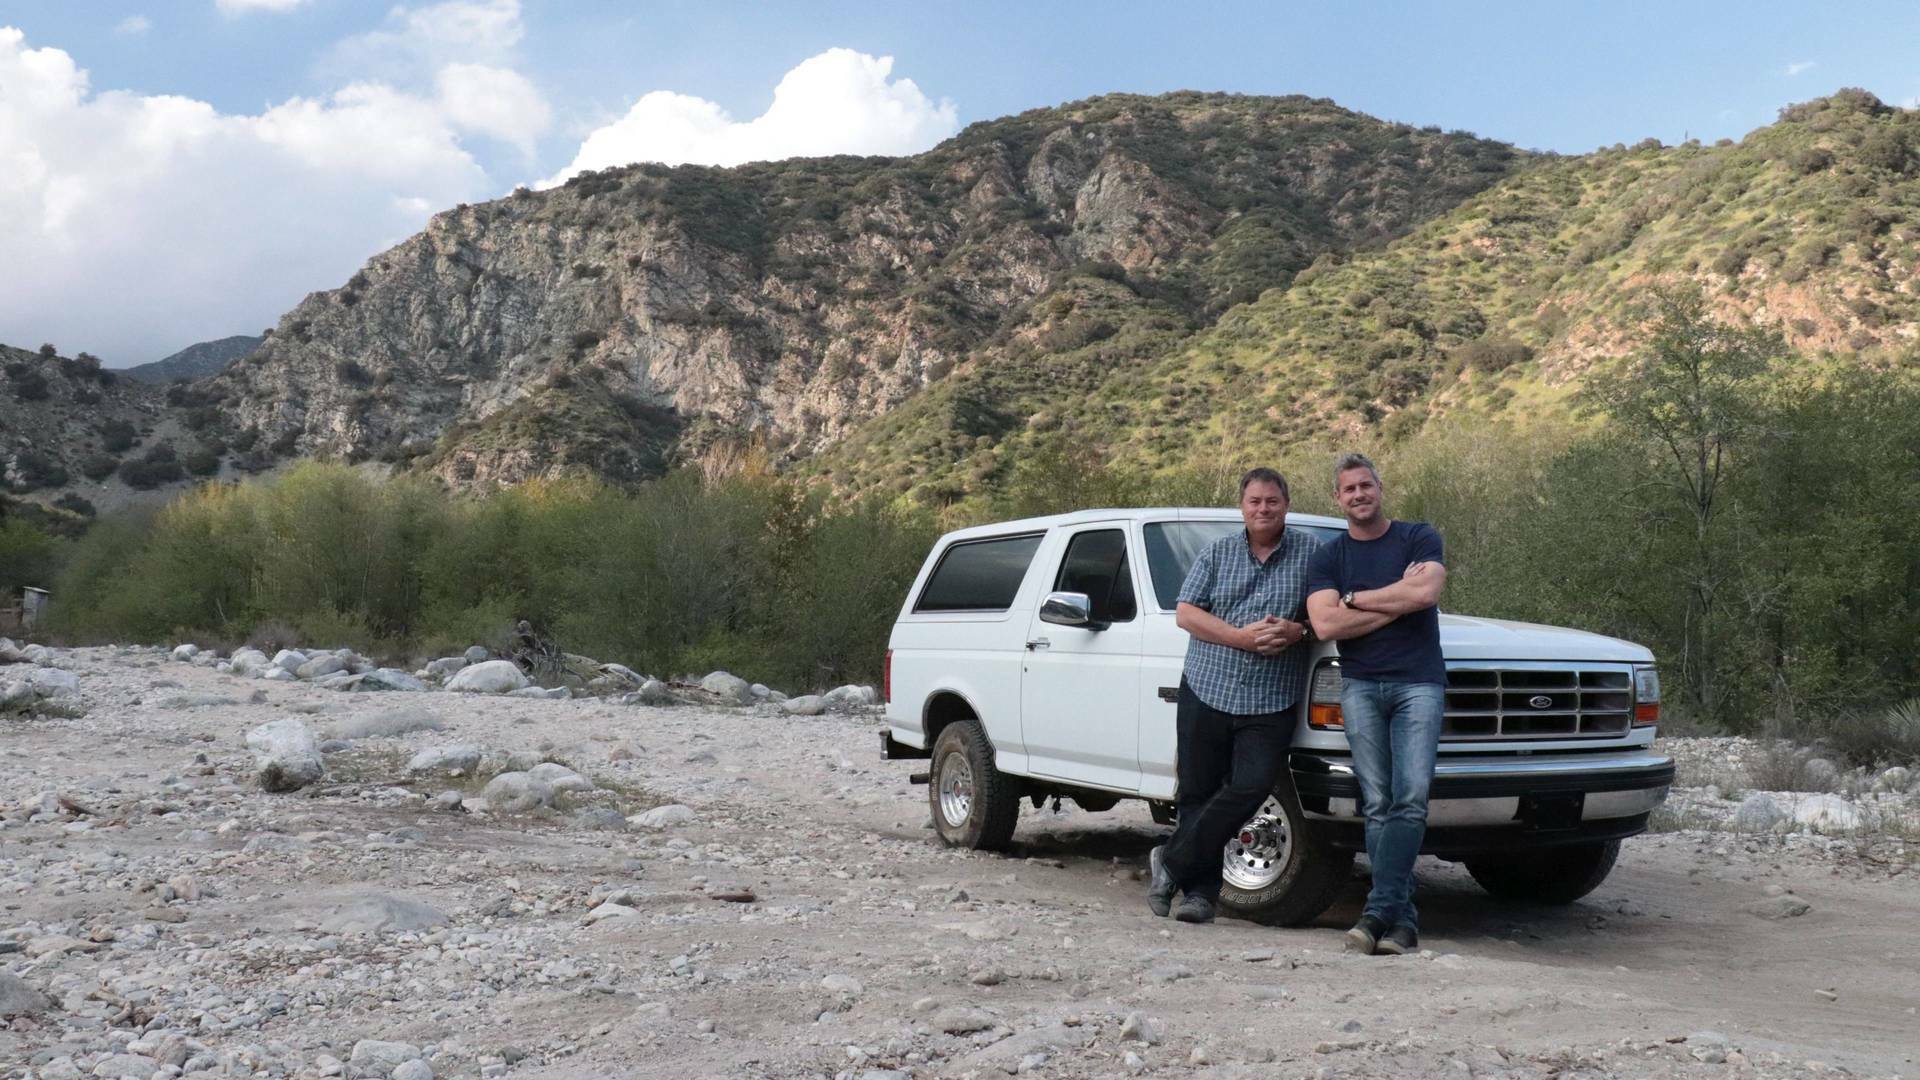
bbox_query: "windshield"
[1142,520,1344,610]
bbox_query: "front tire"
[928,720,1021,851]
[1466,839,1620,904]
[1216,773,1353,926]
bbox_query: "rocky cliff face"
[203,92,1522,488]
[0,345,175,506]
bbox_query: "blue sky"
[2,0,1914,363]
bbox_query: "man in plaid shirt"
[1148,467,1317,924]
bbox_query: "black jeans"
[1160,679,1293,902]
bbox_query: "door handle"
[1025,638,1051,651]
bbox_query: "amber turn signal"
[1633,702,1659,726]
[1309,703,1344,729]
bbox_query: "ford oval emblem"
[1528,695,1554,709]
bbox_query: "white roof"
[936,508,1348,543]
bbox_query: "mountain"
[0,344,187,505]
[15,89,1920,506]
[202,92,1522,488]
[124,334,264,385]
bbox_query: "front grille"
[1443,667,1632,740]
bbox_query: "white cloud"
[545,48,958,185]
[436,62,551,156]
[324,0,524,80]
[1785,60,1817,77]
[0,25,495,363]
[216,0,308,14]
[113,15,152,36]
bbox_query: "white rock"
[482,771,554,812]
[821,973,864,995]
[779,695,826,716]
[170,644,198,661]
[262,667,296,682]
[331,706,445,740]
[407,745,485,774]
[1733,793,1785,832]
[296,655,347,680]
[270,649,308,673]
[349,668,428,693]
[0,968,52,1015]
[0,681,32,710]
[1791,793,1860,832]
[446,660,530,694]
[509,685,569,700]
[464,645,491,664]
[322,896,449,935]
[229,648,271,676]
[348,1040,421,1076]
[627,679,676,706]
[631,803,695,829]
[1802,757,1841,790]
[585,902,639,924]
[391,1060,434,1080]
[528,762,593,793]
[1874,765,1911,793]
[700,671,754,704]
[244,718,324,792]
[823,684,879,711]
[424,656,468,680]
[24,667,79,699]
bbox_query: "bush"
[184,449,221,477]
[11,370,49,402]
[11,451,68,491]
[0,519,58,595]
[117,444,186,490]
[1819,699,1920,768]
[51,493,96,517]
[37,344,56,358]
[80,454,119,481]
[100,419,138,452]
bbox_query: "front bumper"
[1291,749,1674,855]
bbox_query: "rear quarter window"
[912,533,1044,612]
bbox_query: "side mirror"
[1039,591,1108,631]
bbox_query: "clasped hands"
[1241,615,1305,656]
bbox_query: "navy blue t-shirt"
[1305,520,1446,685]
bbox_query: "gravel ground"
[2,645,1917,1079]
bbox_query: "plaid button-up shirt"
[1176,527,1318,715]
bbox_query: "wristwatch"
[1340,590,1356,609]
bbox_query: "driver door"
[1020,526,1143,791]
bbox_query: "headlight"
[1633,666,1660,727]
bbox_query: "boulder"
[463,645,490,664]
[481,772,554,812]
[348,1040,423,1076]
[269,649,307,673]
[446,660,530,694]
[24,667,78,699]
[823,684,879,711]
[626,679,677,706]
[245,718,324,792]
[0,681,33,711]
[407,745,485,775]
[329,707,444,740]
[1791,793,1860,832]
[424,656,468,680]
[1873,765,1912,793]
[229,648,271,677]
[295,655,347,680]
[348,668,428,693]
[1733,793,1785,832]
[21,643,53,665]
[509,686,570,700]
[528,762,593,793]
[631,803,695,829]
[0,968,52,1016]
[170,643,198,662]
[261,668,297,682]
[780,695,827,717]
[700,671,754,705]
[322,896,448,936]
[749,683,772,699]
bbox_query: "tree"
[1584,285,1788,723]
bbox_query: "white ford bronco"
[881,508,1674,924]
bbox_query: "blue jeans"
[1342,678,1445,931]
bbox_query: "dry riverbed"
[2,645,1917,1079]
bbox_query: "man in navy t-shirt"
[1305,453,1447,956]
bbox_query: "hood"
[1436,614,1653,664]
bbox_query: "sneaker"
[1375,924,1419,955]
[1344,914,1388,954]
[1173,894,1217,924]
[1147,846,1178,917]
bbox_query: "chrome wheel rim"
[937,750,975,827]
[1222,794,1293,891]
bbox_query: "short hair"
[1332,452,1379,490]
[1238,467,1289,502]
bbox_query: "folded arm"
[1349,561,1447,616]
[1307,588,1394,642]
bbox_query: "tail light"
[1309,661,1343,729]
[884,649,892,704]
[1632,666,1660,727]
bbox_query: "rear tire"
[928,720,1021,851]
[1216,773,1353,926]
[1466,839,1620,904]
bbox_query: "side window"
[1051,529,1137,623]
[913,534,1044,612]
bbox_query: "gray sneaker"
[1375,924,1419,955]
[1147,846,1177,917]
[1344,914,1388,954]
[1173,893,1217,924]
